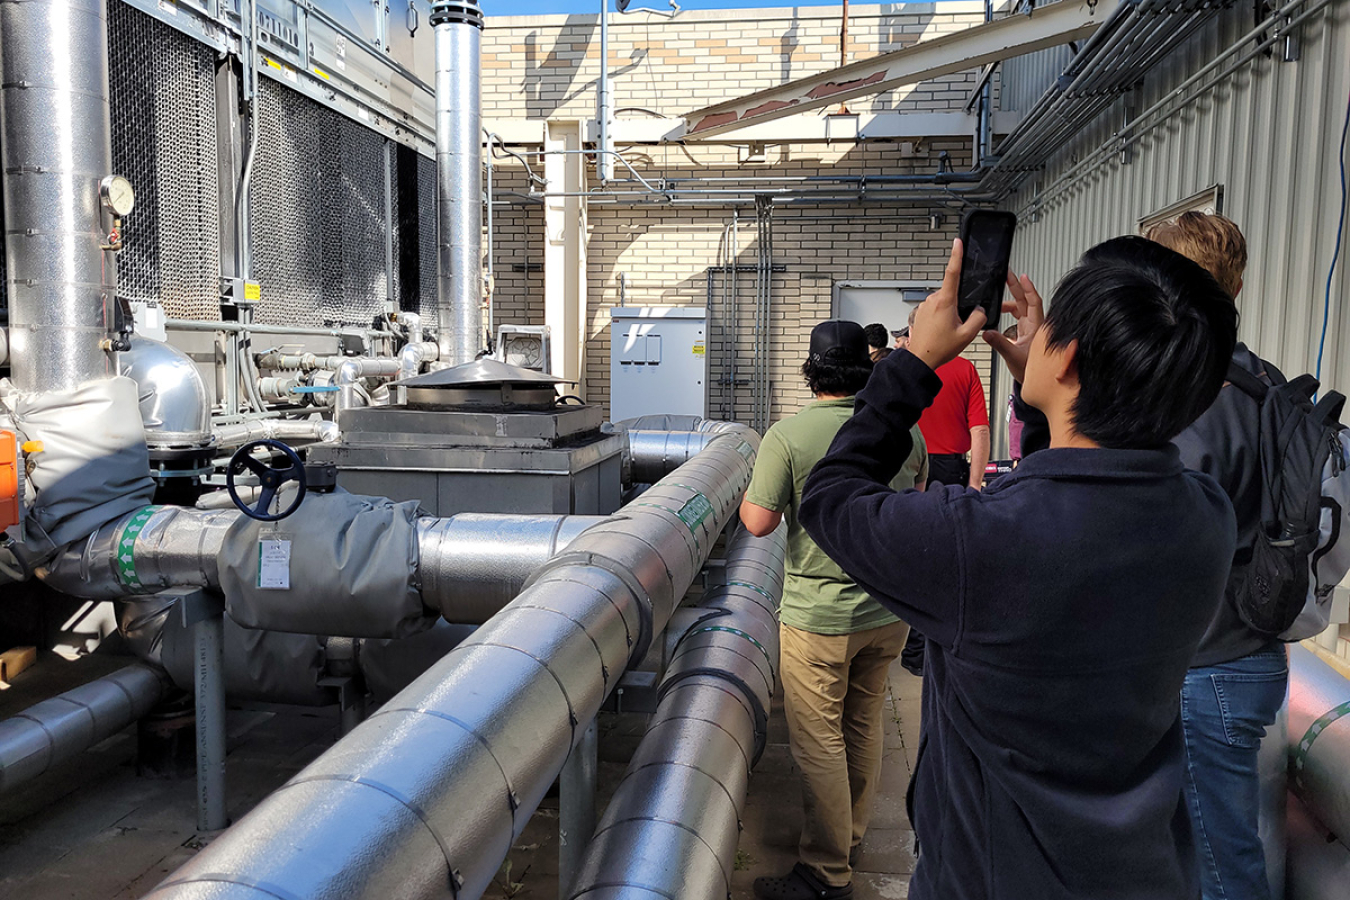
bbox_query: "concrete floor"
[0,653,921,899]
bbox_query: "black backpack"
[1226,360,1347,638]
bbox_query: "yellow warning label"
[312,67,330,81]
[264,58,283,72]
[244,282,262,302]
[692,341,706,357]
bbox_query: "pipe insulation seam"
[0,663,169,793]
[564,525,785,900]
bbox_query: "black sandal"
[752,863,854,900]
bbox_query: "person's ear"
[1233,277,1243,299]
[1052,338,1080,386]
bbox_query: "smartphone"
[957,210,1017,324]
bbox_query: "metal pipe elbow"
[119,337,213,451]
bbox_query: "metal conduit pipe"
[416,513,610,623]
[1288,645,1350,842]
[399,340,440,382]
[213,418,340,448]
[565,524,786,900]
[143,429,758,900]
[0,0,118,392]
[0,663,170,793]
[336,357,401,417]
[431,0,484,367]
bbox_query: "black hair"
[802,356,873,396]
[1042,235,1238,449]
[863,323,889,350]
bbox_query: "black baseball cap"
[891,327,909,338]
[809,320,870,363]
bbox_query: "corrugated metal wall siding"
[999,2,1350,395]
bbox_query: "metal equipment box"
[609,307,708,422]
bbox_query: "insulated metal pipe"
[627,430,717,484]
[213,418,340,448]
[431,0,484,366]
[417,513,609,623]
[0,0,118,392]
[0,663,169,793]
[143,428,758,900]
[120,337,213,451]
[565,524,787,900]
[336,357,401,418]
[1288,645,1350,843]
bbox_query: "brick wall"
[480,4,996,430]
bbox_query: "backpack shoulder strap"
[1313,390,1347,427]
[1227,361,1268,401]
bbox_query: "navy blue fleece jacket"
[799,349,1236,900]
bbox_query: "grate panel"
[250,81,391,328]
[108,1,221,320]
[418,153,436,319]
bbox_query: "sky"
[487,0,938,17]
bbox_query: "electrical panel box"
[609,307,708,422]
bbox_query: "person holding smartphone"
[799,236,1240,900]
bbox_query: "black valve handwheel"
[226,439,307,522]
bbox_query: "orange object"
[0,431,18,531]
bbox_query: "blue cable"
[1316,87,1350,383]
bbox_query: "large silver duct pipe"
[0,0,118,392]
[417,513,609,623]
[1288,645,1350,842]
[119,337,212,451]
[431,0,484,367]
[143,428,757,900]
[0,663,169,792]
[566,523,786,900]
[41,505,606,623]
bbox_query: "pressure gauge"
[99,175,135,217]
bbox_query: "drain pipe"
[0,0,118,391]
[0,663,170,792]
[143,428,757,900]
[431,0,485,366]
[566,523,786,900]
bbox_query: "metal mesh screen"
[108,1,222,320]
[417,153,437,319]
[250,80,392,328]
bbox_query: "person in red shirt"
[909,308,991,490]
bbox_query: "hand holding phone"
[957,210,1017,324]
[908,239,990,371]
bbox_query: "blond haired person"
[1150,212,1286,900]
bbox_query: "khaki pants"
[779,619,910,888]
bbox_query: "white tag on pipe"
[258,539,292,590]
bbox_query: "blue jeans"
[1180,645,1288,900]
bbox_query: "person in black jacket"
[799,236,1239,900]
[1151,212,1287,900]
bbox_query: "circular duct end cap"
[430,0,484,28]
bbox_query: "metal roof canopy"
[683,0,1109,140]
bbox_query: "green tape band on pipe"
[1292,699,1350,792]
[690,624,774,670]
[114,506,161,590]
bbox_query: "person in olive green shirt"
[740,320,927,900]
